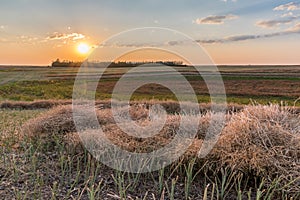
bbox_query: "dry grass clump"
[22,105,76,136]
[20,103,155,137]
[22,103,219,154]
[21,104,173,151]
[22,103,300,194]
[213,104,300,191]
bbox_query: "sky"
[0,0,300,65]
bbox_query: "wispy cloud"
[281,12,295,17]
[0,35,42,45]
[46,32,85,41]
[256,16,299,28]
[221,0,237,2]
[0,31,88,46]
[0,38,9,43]
[195,14,238,25]
[274,2,300,11]
[197,23,300,44]
[97,22,300,48]
[287,22,300,31]
[17,35,39,44]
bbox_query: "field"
[0,65,299,105]
[0,65,299,199]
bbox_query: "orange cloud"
[46,32,85,41]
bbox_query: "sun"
[77,43,90,54]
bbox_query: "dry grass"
[21,105,195,152]
[0,109,42,147]
[4,102,300,198]
[211,104,300,192]
[23,103,299,175]
[0,99,245,113]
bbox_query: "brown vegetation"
[21,103,300,195]
[211,104,300,193]
[0,99,246,113]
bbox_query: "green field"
[0,65,299,105]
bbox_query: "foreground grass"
[0,109,43,147]
[0,103,299,199]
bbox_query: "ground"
[0,65,299,199]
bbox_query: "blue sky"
[0,0,300,65]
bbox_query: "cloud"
[99,23,300,48]
[196,23,300,44]
[287,22,300,31]
[256,16,298,28]
[98,41,160,48]
[46,32,85,41]
[222,0,237,2]
[274,2,300,11]
[95,23,300,48]
[0,35,44,45]
[0,38,8,43]
[0,31,90,46]
[282,12,294,17]
[17,35,39,44]
[195,14,238,25]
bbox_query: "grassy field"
[0,65,299,199]
[0,65,299,105]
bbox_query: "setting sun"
[77,43,90,54]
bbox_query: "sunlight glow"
[77,43,90,54]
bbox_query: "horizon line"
[1,63,300,67]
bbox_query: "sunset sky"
[0,0,300,65]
